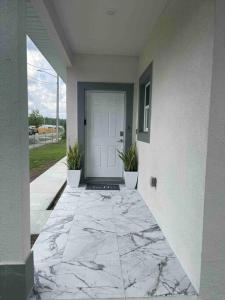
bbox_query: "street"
[29,133,59,149]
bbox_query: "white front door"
[85,90,125,178]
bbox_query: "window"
[143,82,150,132]
[138,62,153,143]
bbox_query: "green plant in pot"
[66,143,81,188]
[118,143,138,189]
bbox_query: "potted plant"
[118,144,138,189]
[66,143,81,188]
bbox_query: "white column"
[56,74,59,142]
[66,66,78,147]
[200,0,225,299]
[0,0,33,298]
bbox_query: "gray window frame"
[143,81,150,132]
[138,62,153,143]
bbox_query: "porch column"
[66,66,78,147]
[200,0,225,299]
[0,0,34,299]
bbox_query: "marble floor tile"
[113,215,159,237]
[43,213,75,233]
[33,230,69,264]
[63,232,119,262]
[32,211,76,265]
[29,186,197,300]
[53,258,125,299]
[53,288,125,300]
[30,261,62,300]
[120,248,196,298]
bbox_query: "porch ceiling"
[26,1,68,81]
[43,0,168,56]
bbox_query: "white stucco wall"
[200,1,225,298]
[136,0,214,291]
[0,0,30,264]
[67,54,138,146]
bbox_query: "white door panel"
[85,91,125,178]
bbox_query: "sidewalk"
[30,157,67,234]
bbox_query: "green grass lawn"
[30,140,66,181]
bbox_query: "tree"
[28,110,44,127]
[42,117,66,127]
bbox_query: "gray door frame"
[77,82,134,180]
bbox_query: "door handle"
[117,139,123,143]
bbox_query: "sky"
[26,36,66,119]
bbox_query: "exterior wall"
[66,54,138,146]
[0,0,34,298]
[0,0,31,264]
[200,0,225,298]
[136,0,214,291]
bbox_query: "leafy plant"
[65,143,81,170]
[117,144,138,172]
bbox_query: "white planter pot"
[67,169,81,188]
[124,171,138,189]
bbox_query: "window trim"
[137,62,153,143]
[143,82,150,132]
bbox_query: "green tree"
[28,110,44,127]
[43,117,66,127]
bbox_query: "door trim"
[77,82,134,181]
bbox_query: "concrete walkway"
[30,157,67,234]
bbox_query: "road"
[29,133,59,149]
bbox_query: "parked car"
[28,127,33,135]
[29,126,38,134]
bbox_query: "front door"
[85,90,125,178]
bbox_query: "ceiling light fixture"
[106,9,117,16]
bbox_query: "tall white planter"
[124,171,138,189]
[67,170,81,188]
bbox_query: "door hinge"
[84,119,87,126]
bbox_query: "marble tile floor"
[29,186,197,300]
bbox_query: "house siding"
[135,0,214,291]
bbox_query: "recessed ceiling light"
[106,9,117,16]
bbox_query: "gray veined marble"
[29,186,197,299]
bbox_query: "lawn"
[30,140,66,182]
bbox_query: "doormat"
[86,183,120,190]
